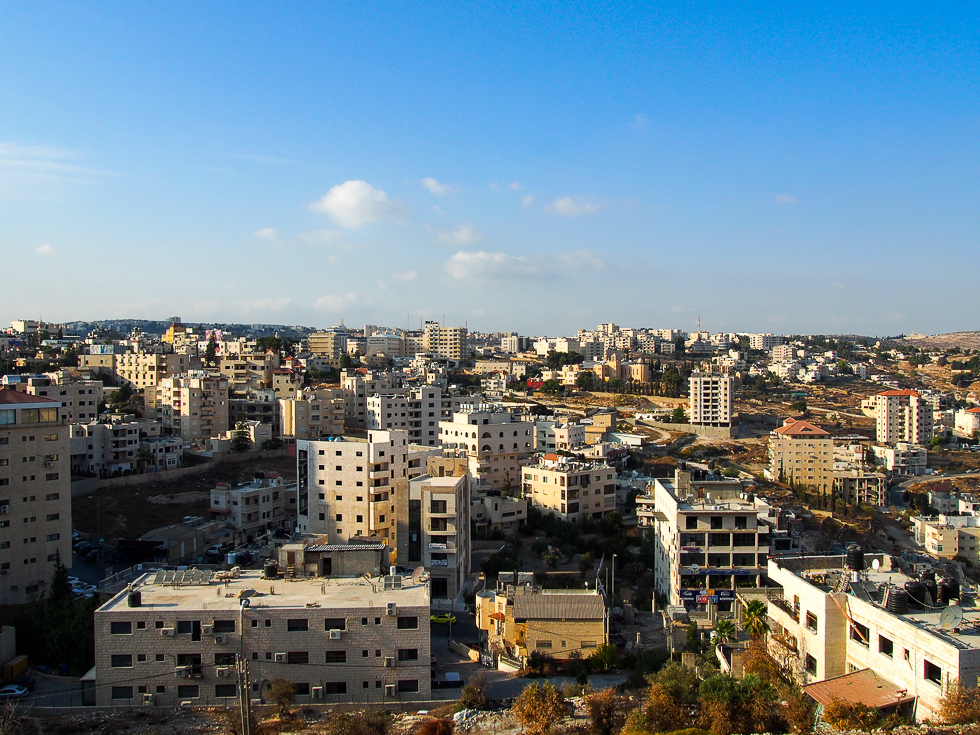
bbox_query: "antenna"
[941,605,964,630]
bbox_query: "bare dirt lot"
[72,455,297,540]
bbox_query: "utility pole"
[239,599,251,735]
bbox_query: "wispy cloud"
[296,229,343,245]
[239,297,293,312]
[548,196,600,216]
[437,224,482,246]
[310,180,410,228]
[253,227,282,246]
[775,194,799,205]
[315,292,359,310]
[420,177,454,195]
[235,153,302,167]
[509,182,523,191]
[630,114,648,130]
[0,141,117,199]
[522,194,535,207]
[34,244,55,257]
[446,251,540,283]
[396,270,418,282]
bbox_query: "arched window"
[482,432,491,439]
[482,445,492,452]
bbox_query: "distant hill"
[900,332,980,351]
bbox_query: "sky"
[1,3,978,337]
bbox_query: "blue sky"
[1,3,977,336]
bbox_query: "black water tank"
[924,580,938,606]
[940,578,961,605]
[922,570,937,584]
[905,581,926,608]
[127,590,141,608]
[846,546,865,571]
[886,588,909,614]
[263,561,278,579]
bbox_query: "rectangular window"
[879,635,894,658]
[537,640,553,648]
[925,660,942,684]
[111,686,134,700]
[215,653,237,666]
[111,654,133,667]
[111,621,133,635]
[397,648,418,661]
[324,618,346,630]
[286,651,309,665]
[397,679,419,693]
[396,616,418,629]
[805,654,817,675]
[324,650,347,663]
[287,619,309,632]
[215,684,238,698]
[213,619,236,633]
[805,611,818,633]
[176,620,194,635]
[850,623,869,646]
[177,685,200,698]
[323,682,346,695]
[686,516,698,530]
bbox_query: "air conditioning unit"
[0,505,8,515]
[175,666,191,678]
[214,634,228,644]
[383,656,395,668]
[201,624,214,636]
[274,652,287,663]
[386,602,397,616]
[311,686,323,699]
[385,684,396,697]
[142,693,155,705]
[328,630,342,640]
[161,627,176,636]
[216,667,231,678]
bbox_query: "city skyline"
[2,4,978,335]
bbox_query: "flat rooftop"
[98,570,428,613]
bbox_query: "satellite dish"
[411,566,426,585]
[872,559,881,571]
[940,605,964,630]
[691,564,700,573]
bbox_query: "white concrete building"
[521,454,617,522]
[872,442,928,476]
[366,386,456,447]
[209,472,294,542]
[438,406,534,492]
[689,372,734,428]
[875,390,934,446]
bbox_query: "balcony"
[768,595,799,623]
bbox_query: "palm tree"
[742,599,770,639]
[713,618,737,643]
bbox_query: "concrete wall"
[639,419,737,439]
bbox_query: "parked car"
[83,549,100,563]
[0,685,28,701]
[430,613,457,624]
[73,541,94,555]
[11,675,36,691]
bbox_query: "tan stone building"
[522,454,617,522]
[438,406,533,492]
[0,389,72,605]
[153,373,230,443]
[768,418,833,494]
[279,387,345,440]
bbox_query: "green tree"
[266,677,295,715]
[576,371,596,391]
[713,618,737,643]
[588,642,620,672]
[108,383,133,406]
[541,379,562,395]
[789,398,807,414]
[460,672,490,710]
[671,406,687,423]
[685,621,702,653]
[742,599,770,639]
[230,420,252,452]
[204,333,218,367]
[339,353,354,370]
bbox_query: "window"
[111,654,133,667]
[924,660,943,684]
[324,618,346,630]
[286,651,309,664]
[215,684,238,698]
[686,517,698,530]
[805,654,817,675]
[538,640,553,648]
[398,679,419,693]
[323,682,347,695]
[111,686,134,700]
[287,619,309,632]
[215,653,237,666]
[213,619,236,633]
[137,654,146,662]
[176,620,194,635]
[156,654,165,662]
[805,611,818,633]
[879,635,894,658]
[397,648,418,661]
[850,622,869,646]
[177,685,200,698]
[397,616,418,629]
[324,651,347,663]
[710,516,723,529]
[111,621,133,635]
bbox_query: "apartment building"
[471,494,527,537]
[749,334,784,351]
[271,368,302,399]
[70,418,140,475]
[94,567,431,707]
[280,388,345,440]
[141,436,183,472]
[689,372,733,428]
[365,333,405,358]
[421,322,467,362]
[499,335,531,354]
[396,473,470,601]
[765,553,980,722]
[767,418,833,494]
[210,472,293,542]
[154,373,230,443]
[522,454,616,522]
[341,372,404,428]
[308,331,348,366]
[17,375,103,423]
[833,469,888,506]
[954,407,980,438]
[875,389,934,445]
[642,467,789,610]
[113,352,197,392]
[0,389,72,605]
[228,390,279,436]
[218,350,281,391]
[296,430,434,544]
[366,386,457,447]
[438,406,534,492]
[534,419,586,452]
[872,442,928,476]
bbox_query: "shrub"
[265,678,295,715]
[583,688,624,735]
[511,681,567,735]
[460,673,489,711]
[939,681,980,724]
[416,719,454,735]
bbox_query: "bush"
[460,673,489,711]
[939,681,980,724]
[266,678,295,715]
[511,682,567,735]
[583,688,624,735]
[416,719,454,735]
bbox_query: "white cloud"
[554,250,604,270]
[397,270,418,282]
[297,229,343,245]
[34,244,54,257]
[432,205,444,216]
[509,182,523,191]
[314,292,359,310]
[446,251,540,284]
[309,180,410,228]
[253,227,281,246]
[522,194,535,207]
[437,224,483,246]
[775,194,799,205]
[548,196,600,216]
[420,177,453,195]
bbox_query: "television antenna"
[940,605,964,630]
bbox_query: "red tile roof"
[772,419,830,437]
[877,389,921,397]
[0,388,59,405]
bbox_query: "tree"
[204,333,218,367]
[789,398,807,414]
[230,420,252,452]
[713,618,737,643]
[511,681,566,735]
[939,680,980,724]
[671,406,687,423]
[686,620,702,653]
[266,677,295,715]
[576,371,596,391]
[108,384,133,406]
[541,379,562,395]
[588,642,619,672]
[583,688,623,735]
[742,599,770,639]
[339,353,354,370]
[460,672,489,710]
